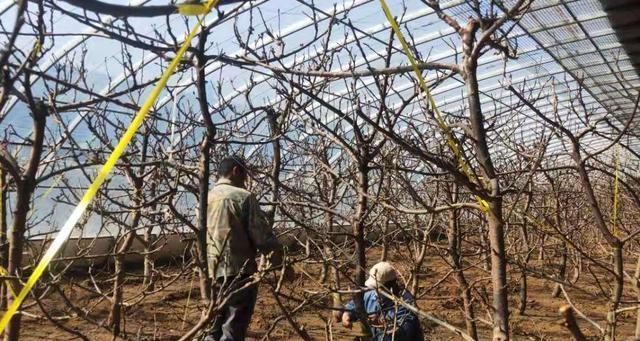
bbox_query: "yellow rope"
[41,174,63,199]
[378,0,489,212]
[0,0,220,330]
[24,174,65,222]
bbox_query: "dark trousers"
[204,276,259,341]
[375,317,423,341]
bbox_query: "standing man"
[204,156,289,341]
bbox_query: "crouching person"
[203,156,292,341]
[340,262,423,341]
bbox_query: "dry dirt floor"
[16,246,636,340]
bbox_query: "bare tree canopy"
[0,0,639,340]
[57,0,247,17]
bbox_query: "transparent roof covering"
[0,1,635,128]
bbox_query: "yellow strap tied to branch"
[0,0,220,331]
[177,3,211,16]
[0,267,16,298]
[378,0,490,212]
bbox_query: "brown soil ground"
[16,246,636,341]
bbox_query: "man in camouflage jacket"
[203,156,289,341]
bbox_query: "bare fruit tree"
[1,1,640,341]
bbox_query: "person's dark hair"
[218,156,247,177]
[384,279,403,296]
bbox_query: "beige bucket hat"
[364,261,398,289]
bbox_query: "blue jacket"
[344,289,423,341]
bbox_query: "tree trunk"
[605,245,623,341]
[571,253,581,284]
[411,215,434,296]
[196,138,213,300]
[479,223,492,272]
[266,109,281,227]
[518,222,531,314]
[195,31,215,301]
[550,187,566,298]
[571,145,622,341]
[464,49,509,339]
[3,108,46,341]
[380,218,389,262]
[486,202,509,341]
[559,306,588,341]
[0,168,6,311]
[321,212,343,322]
[108,173,144,336]
[447,185,478,340]
[108,229,137,336]
[633,252,640,337]
[538,235,546,261]
[518,188,533,315]
[4,186,29,341]
[352,163,371,339]
[143,183,157,290]
[143,228,155,290]
[551,242,567,298]
[109,157,145,337]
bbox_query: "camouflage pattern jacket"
[206,178,281,279]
